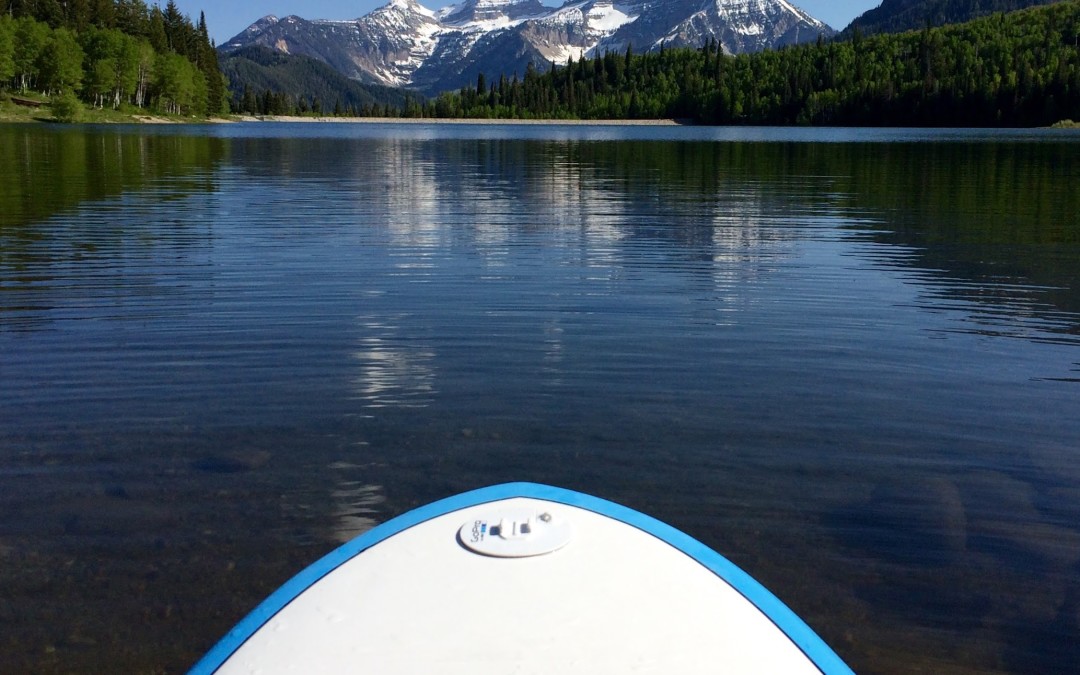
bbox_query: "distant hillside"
[220,45,414,114]
[841,0,1066,37]
[0,0,226,117]
[425,0,1080,127]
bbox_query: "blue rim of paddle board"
[190,482,854,674]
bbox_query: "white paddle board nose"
[458,507,574,558]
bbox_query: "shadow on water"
[0,125,227,333]
[0,125,226,228]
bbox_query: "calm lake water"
[1,122,1079,674]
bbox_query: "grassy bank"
[0,97,678,125]
[2,93,1073,129]
[0,93,211,124]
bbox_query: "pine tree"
[240,84,257,114]
[115,0,150,38]
[147,5,166,53]
[33,0,63,27]
[91,0,114,28]
[0,15,15,83]
[163,0,184,53]
[64,0,91,32]
[197,11,224,114]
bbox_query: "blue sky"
[169,0,879,45]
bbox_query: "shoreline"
[2,102,1075,129]
[225,115,689,126]
[3,99,674,126]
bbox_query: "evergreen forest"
[221,45,415,117]
[0,0,226,118]
[420,1,1080,126]
[840,0,1069,37]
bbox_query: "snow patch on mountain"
[587,3,636,32]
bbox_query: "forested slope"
[0,0,226,117]
[841,0,1067,37]
[221,45,414,116]
[421,1,1080,126]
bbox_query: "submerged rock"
[957,471,1080,569]
[193,449,273,474]
[866,476,969,558]
[827,474,968,566]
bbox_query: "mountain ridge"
[220,45,415,114]
[220,0,835,93]
[841,0,1067,37]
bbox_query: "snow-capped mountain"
[221,0,834,93]
[649,0,831,52]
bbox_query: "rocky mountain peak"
[440,0,549,25]
[222,0,834,92]
[377,0,439,19]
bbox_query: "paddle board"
[191,482,853,674]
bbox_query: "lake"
[1,122,1078,674]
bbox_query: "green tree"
[129,36,154,107]
[196,11,224,114]
[91,0,115,28]
[0,15,16,86]
[163,0,190,56]
[113,32,145,106]
[31,0,64,27]
[50,87,82,120]
[38,25,83,94]
[64,0,91,31]
[153,50,201,115]
[78,27,142,108]
[115,0,151,38]
[239,83,257,113]
[147,4,166,53]
[13,15,48,90]
[190,60,207,113]
[81,25,121,106]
